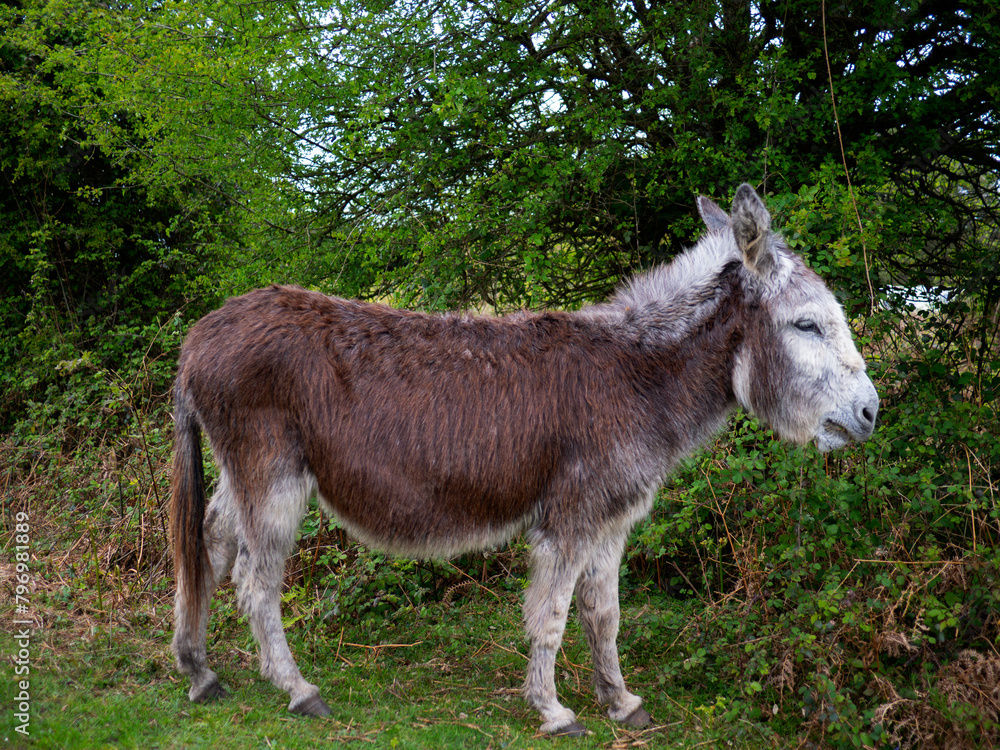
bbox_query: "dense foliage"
[2,0,998,746]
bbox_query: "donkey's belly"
[313,468,540,559]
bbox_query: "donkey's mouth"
[816,419,852,452]
[825,420,851,439]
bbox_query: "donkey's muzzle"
[816,371,879,453]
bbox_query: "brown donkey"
[171,184,879,735]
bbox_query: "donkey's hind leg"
[174,477,240,703]
[233,475,330,717]
[575,531,650,728]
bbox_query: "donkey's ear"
[731,183,776,277]
[697,195,730,234]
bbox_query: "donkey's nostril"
[861,406,875,425]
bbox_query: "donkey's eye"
[794,320,822,335]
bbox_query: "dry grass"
[874,650,1000,749]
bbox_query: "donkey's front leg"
[522,537,587,736]
[576,532,651,728]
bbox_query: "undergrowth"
[2,297,998,748]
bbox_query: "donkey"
[170,184,878,736]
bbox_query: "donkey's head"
[698,185,879,452]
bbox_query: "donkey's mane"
[613,233,738,310]
[577,231,746,345]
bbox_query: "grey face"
[699,186,879,452]
[763,262,879,452]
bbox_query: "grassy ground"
[0,547,785,750]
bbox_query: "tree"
[34,0,994,314]
[0,0,242,423]
[189,0,996,312]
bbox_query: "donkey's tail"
[171,386,210,620]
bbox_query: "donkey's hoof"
[190,680,229,703]
[549,720,589,737]
[622,706,652,728]
[289,694,332,717]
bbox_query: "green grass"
[0,586,783,749]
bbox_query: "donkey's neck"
[597,255,750,472]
